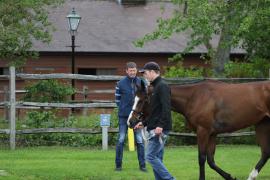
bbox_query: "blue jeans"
[146,131,174,180]
[115,116,145,168]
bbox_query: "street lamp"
[66,8,81,101]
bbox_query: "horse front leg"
[197,127,209,180]
[207,135,238,180]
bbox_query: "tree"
[0,0,63,67]
[237,1,270,60]
[135,0,270,76]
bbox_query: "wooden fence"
[1,66,267,150]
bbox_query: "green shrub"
[249,57,270,77]
[0,109,119,147]
[164,62,211,78]
[23,79,75,130]
[171,112,187,133]
[223,58,270,78]
[25,110,57,128]
[23,79,74,103]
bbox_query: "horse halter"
[128,109,144,128]
[130,93,150,127]
[131,109,144,121]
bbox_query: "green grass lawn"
[0,145,269,180]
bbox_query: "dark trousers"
[115,116,145,168]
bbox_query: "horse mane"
[168,78,225,88]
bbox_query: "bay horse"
[127,79,270,180]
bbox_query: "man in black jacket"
[135,61,175,180]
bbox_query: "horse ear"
[141,79,145,91]
[141,79,149,94]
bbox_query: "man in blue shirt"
[115,62,146,172]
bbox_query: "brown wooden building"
[0,0,244,102]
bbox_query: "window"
[97,68,116,75]
[0,67,10,75]
[78,68,116,75]
[78,68,96,75]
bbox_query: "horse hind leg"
[247,117,270,180]
[197,127,208,180]
[206,135,238,180]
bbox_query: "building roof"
[33,0,244,54]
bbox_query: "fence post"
[9,66,16,150]
[100,114,111,150]
[102,126,108,150]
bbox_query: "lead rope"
[141,127,147,142]
[141,128,165,144]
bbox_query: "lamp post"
[66,8,81,101]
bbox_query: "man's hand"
[154,127,163,135]
[134,122,143,130]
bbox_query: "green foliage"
[164,62,212,78]
[134,0,270,74]
[224,58,270,78]
[0,0,63,66]
[165,56,270,79]
[23,79,74,133]
[251,57,270,77]
[60,111,119,129]
[25,110,57,128]
[235,1,270,59]
[23,79,75,103]
[16,134,105,147]
[134,1,237,57]
[171,112,186,132]
[0,109,119,147]
[223,62,256,78]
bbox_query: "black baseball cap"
[139,61,160,73]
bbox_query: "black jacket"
[144,76,172,131]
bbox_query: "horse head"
[127,80,151,128]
